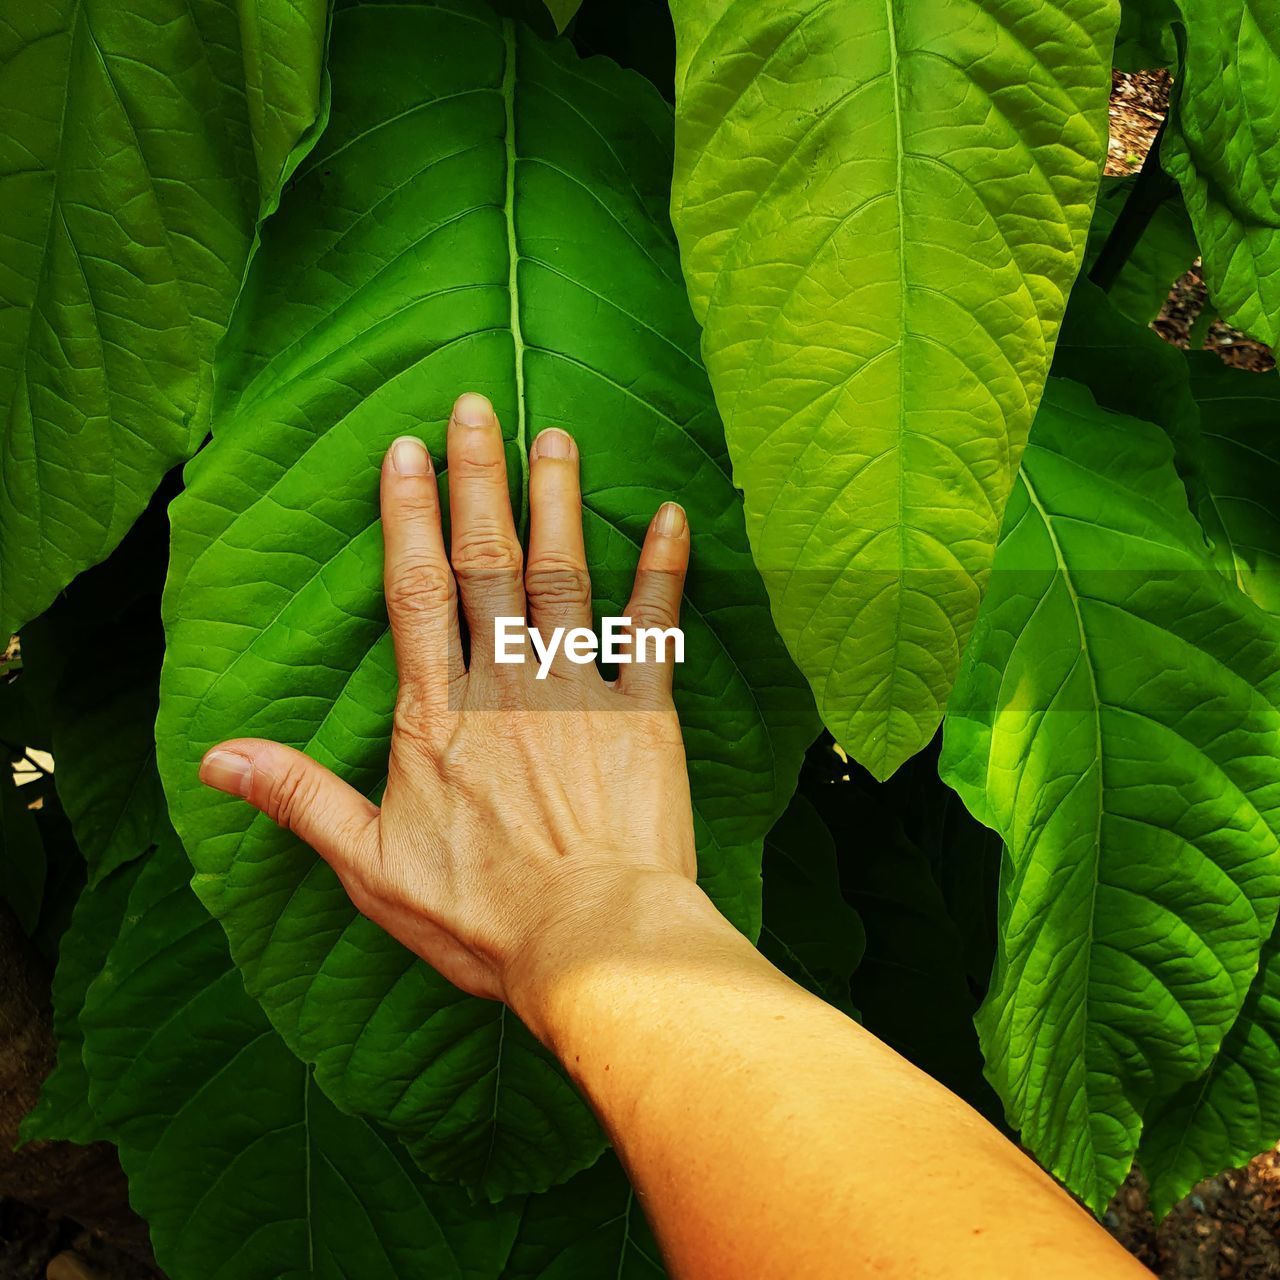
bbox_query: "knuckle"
[525,559,591,614]
[453,525,523,573]
[452,452,507,482]
[391,490,439,522]
[392,687,444,754]
[264,763,323,832]
[386,558,454,617]
[629,600,678,630]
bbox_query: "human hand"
[197,393,701,1026]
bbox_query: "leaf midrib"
[1018,461,1106,1198]
[503,17,529,538]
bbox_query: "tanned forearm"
[510,871,1151,1280]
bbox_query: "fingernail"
[654,502,686,537]
[452,392,494,429]
[532,428,573,461]
[199,749,252,798]
[391,436,431,476]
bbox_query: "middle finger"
[446,393,525,665]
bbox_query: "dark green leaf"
[1052,277,1203,490]
[1084,176,1197,326]
[20,857,144,1145]
[541,0,582,34]
[79,829,522,1280]
[503,1157,664,1278]
[158,0,814,1199]
[761,793,863,1016]
[0,0,329,636]
[21,497,173,883]
[807,774,1003,1122]
[1185,355,1280,614]
[1113,0,1177,70]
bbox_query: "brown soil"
[1108,1155,1280,1278]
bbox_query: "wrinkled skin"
[199,392,696,1013]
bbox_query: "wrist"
[501,866,735,1047]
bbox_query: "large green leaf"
[1139,919,1280,1219]
[239,0,333,206]
[20,858,143,1145]
[1185,355,1280,614]
[666,0,1116,778]
[75,830,521,1280]
[158,0,815,1200]
[0,0,329,637]
[941,379,1280,1212]
[1161,0,1280,346]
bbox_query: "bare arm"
[510,876,1149,1280]
[198,392,1150,1280]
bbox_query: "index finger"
[381,435,464,714]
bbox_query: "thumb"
[199,739,379,874]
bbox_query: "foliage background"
[3,1,1280,1277]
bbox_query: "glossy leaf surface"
[158,0,815,1199]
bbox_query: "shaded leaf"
[570,0,675,102]
[1186,355,1280,614]
[1052,276,1203,497]
[541,0,582,34]
[21,495,173,883]
[667,0,1116,778]
[1114,0,1177,70]
[805,771,1003,1122]
[0,0,329,636]
[158,0,814,1200]
[20,857,144,1145]
[941,379,1280,1212]
[74,828,522,1280]
[503,1157,664,1278]
[1084,176,1197,327]
[761,792,863,1016]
